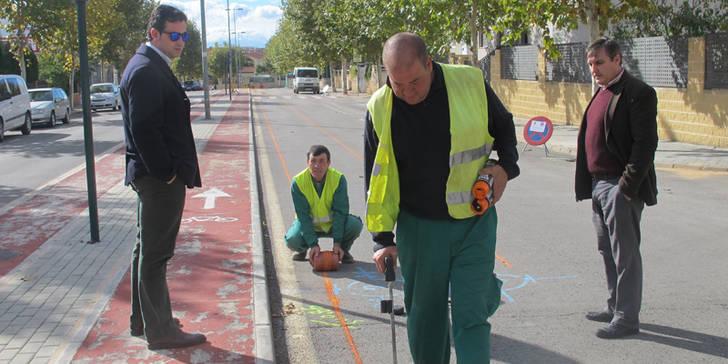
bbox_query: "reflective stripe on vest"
[366,64,493,231]
[294,167,342,232]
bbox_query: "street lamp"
[74,0,99,243]
[226,0,232,100]
[233,8,246,89]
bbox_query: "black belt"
[591,173,620,180]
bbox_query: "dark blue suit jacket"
[121,44,201,188]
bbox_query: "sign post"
[522,116,553,156]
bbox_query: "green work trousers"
[397,208,502,364]
[285,214,363,252]
[130,176,186,340]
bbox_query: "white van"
[293,67,319,94]
[0,74,32,142]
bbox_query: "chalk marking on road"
[497,273,579,303]
[253,93,318,363]
[192,187,231,209]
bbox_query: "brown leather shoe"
[147,328,206,350]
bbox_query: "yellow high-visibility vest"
[294,167,342,232]
[366,64,493,232]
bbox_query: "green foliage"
[207,45,231,83]
[38,52,70,93]
[611,0,728,39]
[172,20,203,80]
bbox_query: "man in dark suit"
[575,38,658,339]
[121,4,206,350]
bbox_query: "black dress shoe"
[131,318,182,337]
[147,328,206,350]
[341,251,354,264]
[596,323,639,339]
[292,250,308,261]
[585,310,613,323]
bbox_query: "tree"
[491,0,652,59]
[172,20,203,80]
[611,0,728,39]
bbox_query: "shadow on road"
[638,322,728,359]
[491,333,581,363]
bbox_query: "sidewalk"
[0,91,273,363]
[514,117,728,171]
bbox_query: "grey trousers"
[130,176,186,339]
[591,178,645,329]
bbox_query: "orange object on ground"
[311,250,340,271]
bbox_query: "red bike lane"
[69,94,259,363]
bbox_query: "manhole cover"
[0,249,23,261]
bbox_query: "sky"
[168,0,283,49]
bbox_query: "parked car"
[29,87,70,127]
[183,80,202,91]
[0,74,32,142]
[90,83,121,111]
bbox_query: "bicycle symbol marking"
[181,215,239,223]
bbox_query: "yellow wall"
[489,37,728,148]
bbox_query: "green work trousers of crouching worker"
[397,208,502,364]
[285,214,363,253]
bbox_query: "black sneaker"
[341,251,354,264]
[292,250,308,261]
[585,310,613,323]
[596,323,639,339]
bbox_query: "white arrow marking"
[192,187,231,209]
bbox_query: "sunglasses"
[162,31,189,42]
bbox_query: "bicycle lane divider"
[256,90,363,364]
[72,93,263,362]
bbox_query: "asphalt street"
[251,86,728,364]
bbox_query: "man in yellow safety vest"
[365,32,520,363]
[286,145,363,263]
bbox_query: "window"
[30,90,53,101]
[0,81,10,101]
[6,78,21,96]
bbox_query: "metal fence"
[545,42,591,84]
[619,36,688,88]
[705,32,728,89]
[503,36,691,88]
[500,45,538,81]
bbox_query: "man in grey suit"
[575,38,658,339]
[121,4,206,350]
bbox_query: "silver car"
[29,88,71,127]
[0,74,32,142]
[90,83,121,111]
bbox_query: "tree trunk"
[470,0,478,66]
[329,61,337,92]
[341,55,347,95]
[69,54,76,110]
[375,56,382,88]
[583,0,601,94]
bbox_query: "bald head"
[382,32,428,72]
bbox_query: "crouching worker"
[285,145,363,264]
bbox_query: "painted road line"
[253,91,318,363]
